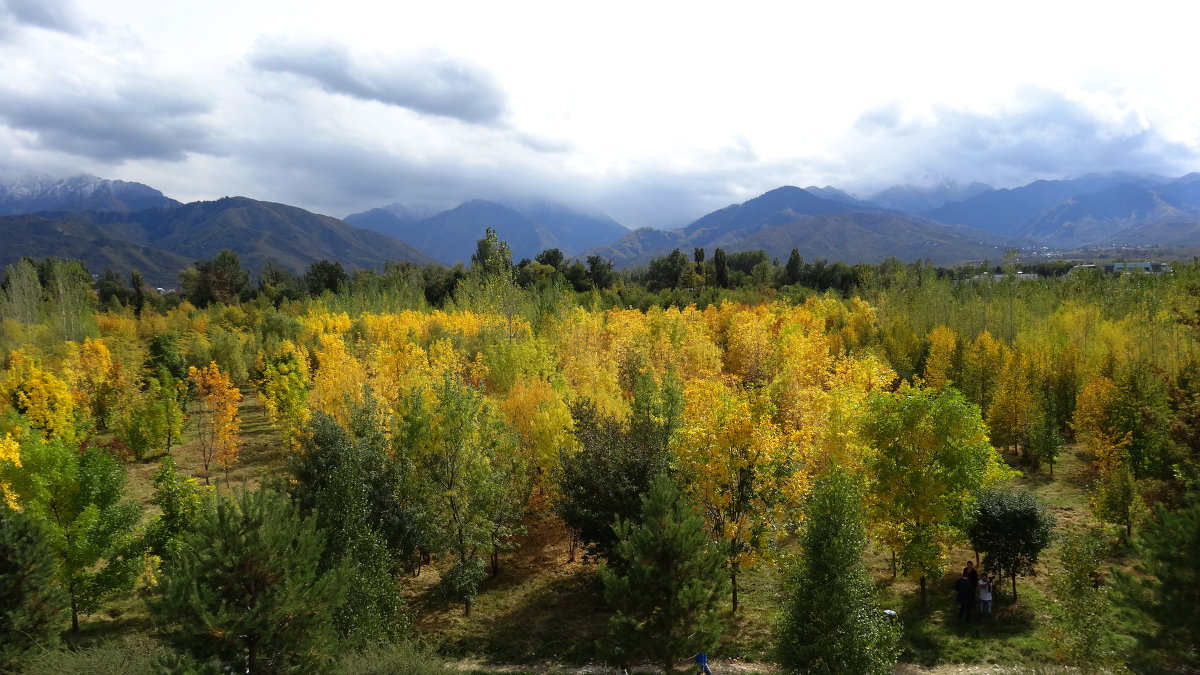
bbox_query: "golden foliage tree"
[188,362,241,484]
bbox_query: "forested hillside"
[1,236,1197,673]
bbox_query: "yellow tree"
[258,340,311,451]
[923,326,957,391]
[986,346,1038,455]
[188,362,241,484]
[309,333,367,427]
[674,376,791,613]
[10,361,77,442]
[499,377,578,511]
[0,432,20,509]
[959,330,1003,412]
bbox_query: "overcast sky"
[1,0,1198,228]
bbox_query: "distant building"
[970,272,1040,282]
[1068,262,1172,275]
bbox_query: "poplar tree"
[778,470,899,675]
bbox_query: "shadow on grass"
[444,569,609,665]
[889,569,1049,667]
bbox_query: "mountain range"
[3,172,1200,287]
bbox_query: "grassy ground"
[67,399,1130,671]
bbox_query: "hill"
[0,196,435,286]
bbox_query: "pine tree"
[599,475,728,674]
[1116,496,1200,670]
[778,470,899,675]
[146,486,348,673]
[0,504,67,670]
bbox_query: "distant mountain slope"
[729,212,1010,265]
[925,173,1200,247]
[0,214,192,287]
[868,180,992,213]
[589,186,1012,268]
[349,197,628,262]
[387,200,558,264]
[803,186,879,209]
[500,198,629,255]
[681,186,857,242]
[1,196,435,286]
[0,174,180,215]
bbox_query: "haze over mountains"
[3,172,1200,287]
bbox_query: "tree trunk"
[567,532,577,563]
[464,599,472,617]
[731,561,739,614]
[891,550,897,578]
[247,636,258,674]
[491,548,500,578]
[919,574,927,606]
[1011,573,1017,600]
[70,596,78,632]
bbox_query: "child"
[979,573,994,617]
[694,652,713,675]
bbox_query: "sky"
[1,0,1198,228]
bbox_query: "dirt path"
[451,660,1058,674]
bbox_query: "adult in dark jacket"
[955,572,975,622]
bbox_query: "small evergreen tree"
[966,488,1056,599]
[147,487,348,673]
[0,504,67,670]
[1116,496,1200,670]
[778,469,899,675]
[599,475,728,674]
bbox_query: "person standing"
[694,652,713,675]
[978,573,994,618]
[955,571,975,622]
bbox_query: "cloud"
[248,37,508,125]
[0,0,81,36]
[0,81,215,162]
[843,87,1197,190]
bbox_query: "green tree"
[713,248,729,289]
[305,259,349,296]
[1,436,142,631]
[864,385,1005,605]
[146,486,348,674]
[1116,496,1200,670]
[1,258,42,324]
[554,396,673,562]
[471,227,513,277]
[966,488,1056,599]
[130,269,146,318]
[0,504,67,670]
[289,409,409,646]
[784,248,803,286]
[1091,461,1146,540]
[599,475,728,674]
[120,371,185,461]
[183,249,249,306]
[1048,530,1124,673]
[778,469,899,675]
[142,456,211,561]
[401,377,523,614]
